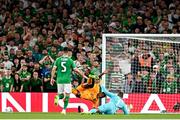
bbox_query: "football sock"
[64,96,70,109]
[59,93,64,99]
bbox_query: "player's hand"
[50,79,55,86]
[103,69,109,74]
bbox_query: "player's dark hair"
[118,91,124,98]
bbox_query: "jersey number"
[61,62,66,72]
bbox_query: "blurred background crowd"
[105,38,179,94]
[0,0,179,92]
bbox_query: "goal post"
[102,34,180,113]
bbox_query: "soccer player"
[2,70,14,92]
[90,85,130,115]
[72,70,108,108]
[72,75,100,108]
[50,47,88,114]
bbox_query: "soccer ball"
[4,107,13,112]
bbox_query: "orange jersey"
[72,78,100,108]
[74,78,93,92]
[80,83,100,108]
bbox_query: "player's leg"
[99,102,116,114]
[90,102,113,114]
[72,85,84,98]
[54,84,64,106]
[89,108,98,114]
[72,88,81,97]
[61,83,72,114]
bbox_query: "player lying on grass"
[72,70,108,108]
[89,85,130,115]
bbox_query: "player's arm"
[73,68,88,80]
[100,85,115,98]
[50,66,57,86]
[81,78,95,88]
[121,105,129,115]
[71,59,88,81]
[98,70,109,78]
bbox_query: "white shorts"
[57,84,72,94]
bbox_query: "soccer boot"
[54,95,59,106]
[61,109,66,115]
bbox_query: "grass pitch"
[0,113,180,119]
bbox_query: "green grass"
[0,113,180,119]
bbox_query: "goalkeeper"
[72,70,108,108]
[90,85,130,115]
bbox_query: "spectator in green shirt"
[30,71,43,92]
[2,70,14,92]
[19,64,31,92]
[161,74,177,94]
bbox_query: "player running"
[89,85,130,115]
[50,47,88,114]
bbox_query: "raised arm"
[73,68,88,80]
[100,85,115,98]
[98,70,109,78]
[39,56,48,65]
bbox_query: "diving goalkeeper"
[90,85,130,115]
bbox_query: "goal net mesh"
[102,34,180,113]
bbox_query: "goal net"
[102,34,180,113]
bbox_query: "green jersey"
[162,81,177,93]
[21,80,30,92]
[54,55,76,84]
[2,76,14,92]
[19,71,31,79]
[19,71,31,92]
[30,78,43,92]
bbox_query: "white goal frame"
[102,34,180,86]
[101,34,180,114]
[101,34,180,111]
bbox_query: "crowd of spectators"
[0,0,179,92]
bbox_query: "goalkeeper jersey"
[100,85,129,114]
